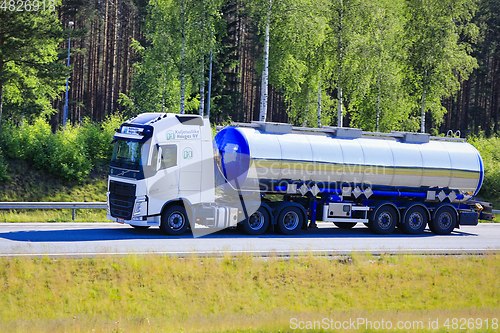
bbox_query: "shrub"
[469,136,500,201]
[0,148,9,182]
[0,119,23,159]
[52,123,92,182]
[80,113,125,165]
[0,114,125,183]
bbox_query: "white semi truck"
[107,112,492,236]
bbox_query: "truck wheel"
[401,206,428,235]
[369,205,398,235]
[429,206,456,235]
[160,205,189,236]
[277,206,303,235]
[241,207,270,235]
[334,222,357,229]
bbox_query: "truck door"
[178,140,202,204]
[147,144,179,215]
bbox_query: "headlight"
[132,197,147,220]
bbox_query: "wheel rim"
[168,211,185,231]
[438,211,453,229]
[282,211,299,230]
[377,212,393,230]
[248,211,265,230]
[408,211,424,230]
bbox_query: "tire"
[160,205,189,236]
[131,225,150,230]
[429,206,456,235]
[401,205,428,235]
[334,222,357,229]
[277,206,304,235]
[369,205,398,235]
[240,207,270,235]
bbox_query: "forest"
[0,0,499,136]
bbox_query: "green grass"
[0,254,499,332]
[0,159,108,222]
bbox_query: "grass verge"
[0,253,498,332]
[0,159,108,222]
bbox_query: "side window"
[159,145,177,170]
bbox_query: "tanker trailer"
[107,113,491,236]
[214,121,491,235]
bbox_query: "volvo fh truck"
[107,112,491,236]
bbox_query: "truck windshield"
[111,140,144,169]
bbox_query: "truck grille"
[109,181,136,219]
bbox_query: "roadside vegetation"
[0,253,498,332]
[0,114,124,183]
[0,116,122,222]
[469,136,500,208]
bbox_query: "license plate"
[116,218,125,224]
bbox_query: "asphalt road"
[0,222,499,257]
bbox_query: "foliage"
[0,114,125,182]
[0,148,8,182]
[0,2,66,123]
[129,0,225,116]
[469,135,500,203]
[404,0,479,132]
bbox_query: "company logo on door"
[183,147,194,159]
[166,129,200,140]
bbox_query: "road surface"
[0,222,499,257]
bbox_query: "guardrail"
[0,202,107,221]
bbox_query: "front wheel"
[240,207,270,235]
[429,206,456,235]
[277,206,304,235]
[160,205,189,236]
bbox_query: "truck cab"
[107,113,218,234]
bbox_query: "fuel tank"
[214,126,483,197]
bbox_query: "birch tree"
[404,0,478,133]
[347,0,412,132]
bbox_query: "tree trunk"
[206,40,213,119]
[0,83,3,126]
[337,0,343,127]
[180,0,186,114]
[259,0,271,122]
[420,84,427,133]
[101,0,109,119]
[199,55,205,116]
[420,69,428,133]
[317,78,321,127]
[108,0,118,115]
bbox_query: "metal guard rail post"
[0,202,107,221]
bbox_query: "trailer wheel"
[401,206,428,235]
[334,222,357,229]
[240,207,270,235]
[429,206,456,235]
[160,205,189,236]
[370,205,398,235]
[277,206,304,235]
